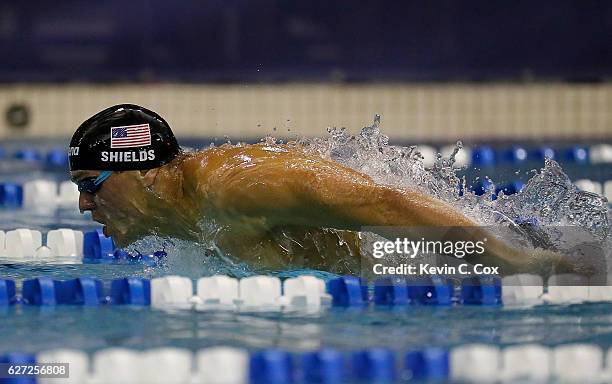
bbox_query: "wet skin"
[72,143,573,274]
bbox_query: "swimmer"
[69,104,577,275]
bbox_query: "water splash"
[299,115,610,241]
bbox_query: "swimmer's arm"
[211,158,552,272]
[216,160,474,229]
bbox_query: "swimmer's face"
[71,170,154,246]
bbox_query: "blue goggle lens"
[75,171,112,194]
[77,177,102,194]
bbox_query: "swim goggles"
[74,171,113,194]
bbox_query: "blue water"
[1,138,611,357]
[3,294,612,354]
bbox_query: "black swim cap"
[69,104,180,171]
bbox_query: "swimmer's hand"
[522,248,595,277]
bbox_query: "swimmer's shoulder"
[180,142,328,184]
[194,142,311,162]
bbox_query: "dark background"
[1,0,610,82]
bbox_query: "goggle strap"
[94,171,113,185]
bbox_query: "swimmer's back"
[181,142,376,202]
[183,142,358,176]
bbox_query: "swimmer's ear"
[140,168,160,187]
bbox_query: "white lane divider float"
[37,349,89,384]
[553,344,603,383]
[91,348,142,384]
[4,228,42,259]
[58,180,80,209]
[587,285,612,302]
[238,276,282,307]
[140,348,193,384]
[280,275,332,308]
[604,180,612,202]
[34,246,55,259]
[196,275,239,306]
[196,347,249,384]
[0,230,5,256]
[575,179,603,195]
[46,229,83,258]
[440,144,471,167]
[589,144,612,164]
[23,180,58,210]
[501,274,543,306]
[1,228,84,261]
[158,275,332,310]
[417,145,437,168]
[501,344,551,382]
[544,274,590,304]
[151,276,194,309]
[450,344,501,383]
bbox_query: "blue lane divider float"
[81,229,166,266]
[0,279,16,306]
[55,278,104,305]
[326,276,368,306]
[83,229,115,260]
[460,276,502,305]
[45,148,70,169]
[249,349,294,384]
[374,278,409,306]
[0,352,37,384]
[501,146,529,164]
[531,146,556,161]
[563,146,589,164]
[404,347,449,381]
[0,183,23,207]
[373,276,455,306]
[17,277,151,307]
[21,277,57,306]
[5,148,71,168]
[110,278,151,305]
[13,148,43,163]
[471,146,496,168]
[407,276,455,305]
[22,277,104,306]
[352,348,396,383]
[301,348,345,383]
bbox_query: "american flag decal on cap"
[110,124,152,148]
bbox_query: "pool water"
[2,294,612,354]
[0,137,611,382]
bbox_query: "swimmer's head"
[69,104,180,171]
[69,104,182,245]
